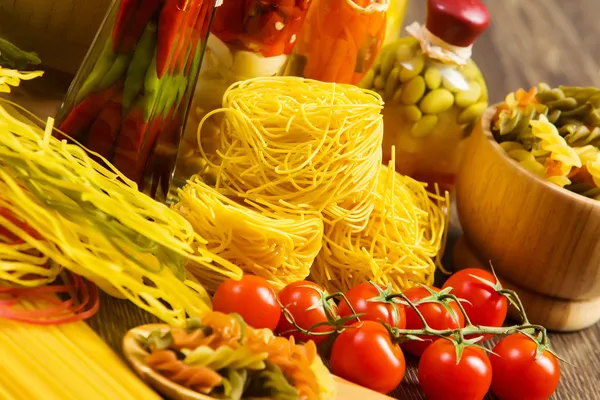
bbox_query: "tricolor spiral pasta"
[141,312,335,400]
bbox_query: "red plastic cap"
[426,0,490,47]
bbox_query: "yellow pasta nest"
[198,76,384,226]
[312,162,448,293]
[174,177,324,292]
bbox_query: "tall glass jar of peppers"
[284,0,389,85]
[170,0,314,195]
[56,0,217,202]
[361,0,490,192]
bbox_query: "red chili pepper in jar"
[157,0,189,78]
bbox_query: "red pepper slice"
[157,0,189,78]
[112,0,141,53]
[117,0,162,54]
[58,82,122,141]
[84,91,124,161]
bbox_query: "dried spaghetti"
[312,151,449,293]
[198,76,384,227]
[0,99,242,327]
[174,176,324,291]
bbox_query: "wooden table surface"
[4,0,600,399]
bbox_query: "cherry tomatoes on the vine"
[275,281,336,344]
[331,320,406,394]
[418,339,492,400]
[442,268,508,340]
[401,286,465,356]
[212,275,281,330]
[338,282,406,328]
[490,334,561,400]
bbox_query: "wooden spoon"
[122,324,394,400]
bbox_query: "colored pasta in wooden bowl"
[123,312,337,400]
[454,88,600,332]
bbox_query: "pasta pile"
[142,311,336,400]
[177,76,448,293]
[0,98,243,327]
[0,297,161,400]
[174,177,324,291]
[493,84,600,200]
[313,161,448,293]
[199,77,384,226]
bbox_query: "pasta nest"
[174,176,324,292]
[198,76,384,226]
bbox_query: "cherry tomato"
[418,339,492,400]
[401,286,465,356]
[338,282,406,328]
[276,281,336,344]
[490,334,561,400]
[331,320,406,394]
[212,275,281,330]
[442,268,508,340]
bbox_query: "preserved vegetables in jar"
[171,0,314,195]
[361,0,490,192]
[55,0,217,202]
[284,0,389,85]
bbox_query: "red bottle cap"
[425,0,490,47]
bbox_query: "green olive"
[419,88,454,114]
[401,76,426,105]
[391,87,403,104]
[404,105,422,122]
[410,115,438,137]
[442,74,468,92]
[424,67,442,90]
[381,50,397,80]
[461,60,479,79]
[384,67,400,100]
[455,81,483,108]
[374,75,386,89]
[399,55,425,82]
[360,69,375,89]
[457,102,487,124]
[395,44,416,64]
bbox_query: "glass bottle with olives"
[361,0,490,192]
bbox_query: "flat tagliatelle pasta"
[0,98,243,327]
[173,176,324,291]
[141,312,335,400]
[312,152,449,293]
[198,76,384,227]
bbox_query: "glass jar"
[361,0,490,192]
[384,0,408,44]
[55,0,217,202]
[284,0,388,85]
[171,0,314,194]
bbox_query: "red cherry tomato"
[418,339,492,400]
[212,275,281,331]
[442,268,508,340]
[276,281,336,344]
[331,320,406,394]
[402,286,465,356]
[338,282,406,328]
[490,334,561,400]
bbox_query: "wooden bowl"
[123,324,394,400]
[454,105,600,330]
